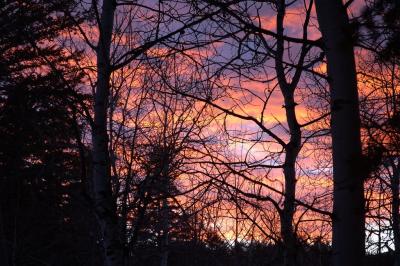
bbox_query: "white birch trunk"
[92,0,123,265]
[392,161,400,266]
[314,1,365,266]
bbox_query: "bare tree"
[359,55,400,266]
[174,1,332,265]
[68,1,223,264]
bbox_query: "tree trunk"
[278,89,301,266]
[314,1,365,266]
[275,2,302,265]
[392,162,400,266]
[280,149,299,266]
[160,197,169,266]
[92,0,123,265]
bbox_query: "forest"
[0,0,399,266]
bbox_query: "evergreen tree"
[0,1,99,265]
[361,0,400,62]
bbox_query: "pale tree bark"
[92,0,123,265]
[159,114,170,266]
[314,1,365,266]
[391,160,400,266]
[160,196,169,266]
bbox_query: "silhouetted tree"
[0,1,97,265]
[361,0,400,62]
[315,1,365,266]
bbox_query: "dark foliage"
[361,0,400,62]
[0,1,99,265]
[0,1,398,266]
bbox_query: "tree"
[359,3,400,265]
[109,55,215,265]
[90,1,124,265]
[361,0,400,63]
[73,1,222,264]
[314,1,365,266]
[0,1,98,265]
[359,55,400,266]
[176,2,331,265]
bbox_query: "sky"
[66,0,395,246]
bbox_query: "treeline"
[0,1,399,266]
